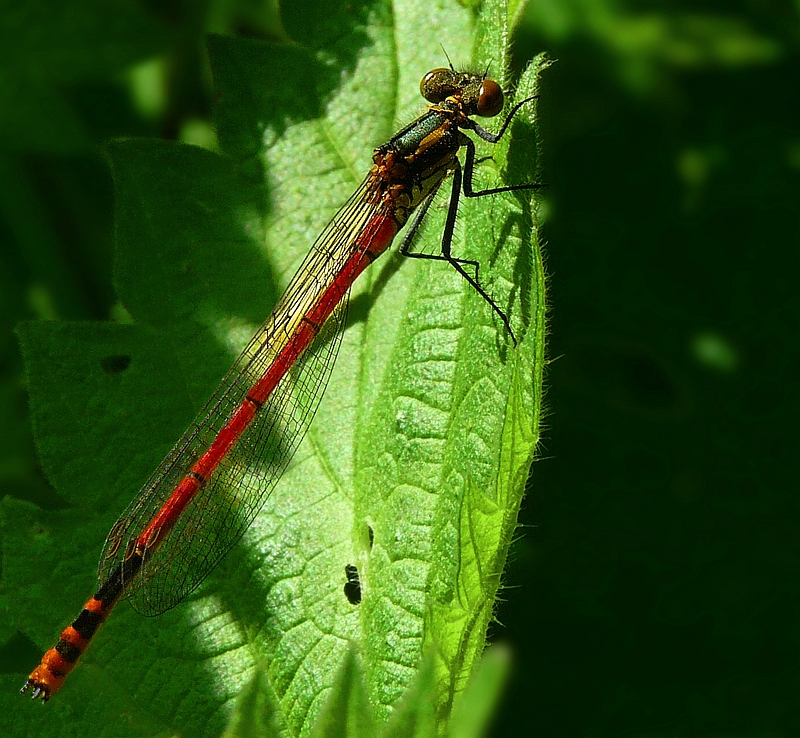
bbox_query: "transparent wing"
[98,175,393,616]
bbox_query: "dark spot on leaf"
[101,355,131,374]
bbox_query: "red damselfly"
[21,65,543,702]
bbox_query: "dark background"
[1,1,797,736]
[496,2,799,736]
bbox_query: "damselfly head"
[419,68,504,118]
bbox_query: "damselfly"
[22,65,543,702]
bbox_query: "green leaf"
[447,644,512,738]
[381,650,439,738]
[308,647,376,738]
[2,0,549,735]
[223,663,285,738]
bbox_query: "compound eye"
[420,68,453,103]
[477,78,504,117]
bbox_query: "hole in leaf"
[344,564,362,605]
